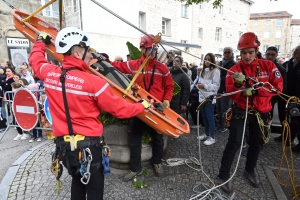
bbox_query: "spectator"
[189,67,204,128]
[182,61,192,79]
[20,68,35,84]
[112,34,174,182]
[236,56,241,62]
[284,45,300,152]
[170,56,190,117]
[190,62,198,81]
[0,67,15,127]
[126,54,131,61]
[0,62,5,69]
[278,58,285,65]
[197,53,220,146]
[216,47,236,133]
[218,32,283,194]
[165,51,175,70]
[264,47,287,143]
[0,68,6,82]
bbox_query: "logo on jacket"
[275,71,281,79]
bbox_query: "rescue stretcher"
[11,9,190,138]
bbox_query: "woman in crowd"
[170,56,190,117]
[197,53,220,145]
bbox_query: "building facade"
[1,0,253,65]
[0,0,60,67]
[290,19,300,51]
[67,0,253,64]
[248,11,293,58]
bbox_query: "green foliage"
[141,128,152,145]
[132,177,149,189]
[98,110,129,126]
[99,111,152,144]
[126,42,142,60]
[176,0,223,8]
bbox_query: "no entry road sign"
[12,88,39,131]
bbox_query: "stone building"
[64,0,253,64]
[0,0,60,67]
[248,11,293,58]
[290,19,300,51]
[1,0,253,65]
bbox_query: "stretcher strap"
[124,55,150,95]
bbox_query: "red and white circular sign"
[12,88,39,131]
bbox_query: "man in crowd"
[264,46,287,142]
[165,51,175,70]
[216,47,236,133]
[29,27,148,200]
[111,34,174,182]
[283,45,300,152]
[218,32,283,194]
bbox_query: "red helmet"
[140,34,154,48]
[237,32,260,50]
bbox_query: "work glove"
[163,100,170,107]
[139,99,151,109]
[37,32,52,45]
[242,87,257,97]
[233,72,245,88]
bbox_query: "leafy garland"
[99,111,152,144]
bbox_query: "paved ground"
[0,122,299,200]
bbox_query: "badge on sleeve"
[275,71,281,79]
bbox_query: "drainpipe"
[78,0,82,30]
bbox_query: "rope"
[276,97,300,200]
[123,55,150,95]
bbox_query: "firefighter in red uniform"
[111,34,174,182]
[29,27,149,200]
[218,32,283,194]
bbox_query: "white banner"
[6,38,30,47]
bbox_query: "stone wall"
[0,0,60,62]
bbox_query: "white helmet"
[55,27,91,54]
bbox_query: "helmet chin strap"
[81,47,88,61]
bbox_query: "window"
[215,27,222,42]
[181,5,188,18]
[199,3,202,9]
[275,45,281,52]
[72,0,77,12]
[42,0,59,18]
[265,20,271,25]
[198,28,203,39]
[277,19,283,26]
[276,29,281,38]
[162,18,171,36]
[139,12,146,31]
[219,5,223,14]
[181,40,187,43]
[264,31,270,39]
[253,20,258,25]
[263,45,269,52]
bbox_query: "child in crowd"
[11,82,30,140]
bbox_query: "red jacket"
[111,55,174,101]
[226,58,283,113]
[29,42,144,137]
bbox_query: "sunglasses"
[223,51,232,54]
[266,53,276,56]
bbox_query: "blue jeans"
[1,101,6,119]
[200,103,216,137]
